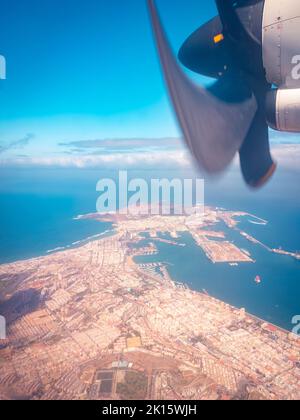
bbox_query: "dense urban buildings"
[0,208,299,400]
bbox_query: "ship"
[255,275,262,284]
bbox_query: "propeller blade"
[148,0,257,173]
[215,0,264,44]
[215,0,245,39]
[239,112,277,187]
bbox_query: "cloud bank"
[59,137,181,151]
[0,150,191,169]
[0,135,299,173]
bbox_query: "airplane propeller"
[147,0,276,187]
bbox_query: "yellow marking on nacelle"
[214,33,224,44]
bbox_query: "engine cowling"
[266,88,300,132]
[263,0,300,88]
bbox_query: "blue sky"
[0,0,217,158]
[0,0,299,169]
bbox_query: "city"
[0,207,299,400]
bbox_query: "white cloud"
[272,144,300,171]
[0,150,191,169]
[1,143,300,173]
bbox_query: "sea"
[0,165,299,331]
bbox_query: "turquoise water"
[0,167,299,331]
[0,169,113,263]
[135,222,300,331]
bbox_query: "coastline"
[0,228,299,400]
[1,206,300,331]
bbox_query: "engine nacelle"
[266,88,300,132]
[263,0,300,88]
